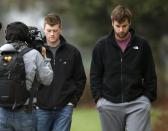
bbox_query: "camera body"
[28,26,45,52]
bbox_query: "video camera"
[28,26,45,53]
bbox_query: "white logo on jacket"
[133,46,139,50]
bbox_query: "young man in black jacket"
[36,13,86,131]
[90,5,157,131]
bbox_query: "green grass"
[71,107,161,131]
[151,108,162,126]
[71,108,101,131]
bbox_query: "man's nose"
[50,31,54,35]
[119,27,124,32]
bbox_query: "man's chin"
[50,39,57,43]
[118,33,128,39]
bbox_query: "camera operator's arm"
[35,49,53,86]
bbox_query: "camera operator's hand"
[41,47,47,59]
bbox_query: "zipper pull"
[121,58,123,63]
[12,101,16,110]
[54,59,56,65]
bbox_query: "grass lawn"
[71,107,161,131]
[71,108,101,131]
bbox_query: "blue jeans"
[36,105,73,131]
[0,107,36,131]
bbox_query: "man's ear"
[112,20,114,27]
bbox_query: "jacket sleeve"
[143,41,157,102]
[90,43,104,103]
[70,49,86,107]
[35,51,53,86]
[23,49,53,91]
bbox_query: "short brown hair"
[44,13,61,27]
[111,5,132,23]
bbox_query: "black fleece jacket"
[90,29,157,103]
[37,35,86,109]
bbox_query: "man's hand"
[41,47,47,59]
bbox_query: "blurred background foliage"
[1,0,168,130]
[0,0,168,108]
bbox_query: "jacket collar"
[43,35,66,48]
[107,28,136,47]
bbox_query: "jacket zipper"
[53,46,60,66]
[120,52,124,102]
[53,49,57,65]
[53,59,56,65]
